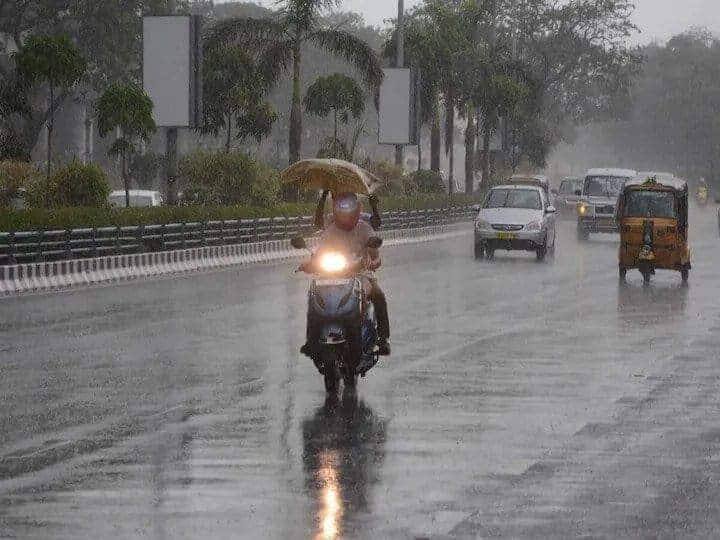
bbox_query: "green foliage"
[15,34,86,89]
[304,74,365,125]
[202,43,278,150]
[129,152,164,189]
[28,161,110,208]
[178,150,281,207]
[0,161,41,207]
[0,194,479,232]
[96,83,156,155]
[206,1,384,165]
[404,170,445,195]
[577,29,720,182]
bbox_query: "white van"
[576,168,636,240]
[108,190,164,208]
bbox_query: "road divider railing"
[0,206,474,266]
[0,219,472,296]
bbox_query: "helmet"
[333,192,361,231]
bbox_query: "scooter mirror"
[367,237,383,249]
[291,237,307,250]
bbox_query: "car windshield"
[624,190,676,218]
[584,176,626,197]
[559,180,579,194]
[486,189,542,210]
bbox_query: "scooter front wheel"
[321,349,340,394]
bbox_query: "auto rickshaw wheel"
[681,267,690,283]
[619,266,627,281]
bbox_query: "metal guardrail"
[0,206,474,265]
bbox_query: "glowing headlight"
[577,203,588,216]
[525,220,542,231]
[319,252,348,273]
[475,219,492,231]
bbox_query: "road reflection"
[302,390,386,540]
[617,279,689,328]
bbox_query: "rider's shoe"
[378,338,391,356]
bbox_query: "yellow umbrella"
[280,158,381,195]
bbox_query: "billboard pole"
[394,0,405,170]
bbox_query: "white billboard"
[143,16,202,128]
[378,68,418,145]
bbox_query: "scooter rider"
[302,192,391,357]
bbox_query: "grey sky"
[243,0,720,43]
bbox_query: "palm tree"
[206,0,383,166]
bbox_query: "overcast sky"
[243,0,720,43]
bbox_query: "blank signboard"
[378,68,416,145]
[143,17,194,128]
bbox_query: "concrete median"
[0,223,470,297]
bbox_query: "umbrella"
[280,158,381,195]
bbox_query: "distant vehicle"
[636,171,676,183]
[509,174,552,201]
[555,177,583,219]
[108,190,164,208]
[474,184,557,262]
[576,168,636,240]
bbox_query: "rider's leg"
[369,281,391,355]
[301,308,320,357]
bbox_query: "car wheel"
[474,242,484,260]
[577,224,589,241]
[485,247,495,261]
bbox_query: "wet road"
[1,208,720,539]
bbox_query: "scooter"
[292,236,382,393]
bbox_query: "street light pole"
[395,0,405,170]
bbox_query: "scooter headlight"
[318,252,348,273]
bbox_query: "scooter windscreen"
[310,278,361,319]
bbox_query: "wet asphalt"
[1,207,720,539]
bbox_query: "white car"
[108,190,164,208]
[474,184,557,261]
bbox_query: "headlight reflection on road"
[316,450,343,540]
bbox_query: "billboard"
[143,16,202,128]
[378,68,418,146]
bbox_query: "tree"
[206,0,384,166]
[14,35,86,176]
[202,43,278,152]
[0,1,186,162]
[96,83,156,208]
[304,73,364,144]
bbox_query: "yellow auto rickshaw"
[617,176,691,284]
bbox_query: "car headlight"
[475,219,492,231]
[577,203,591,216]
[525,220,542,231]
[318,252,348,273]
